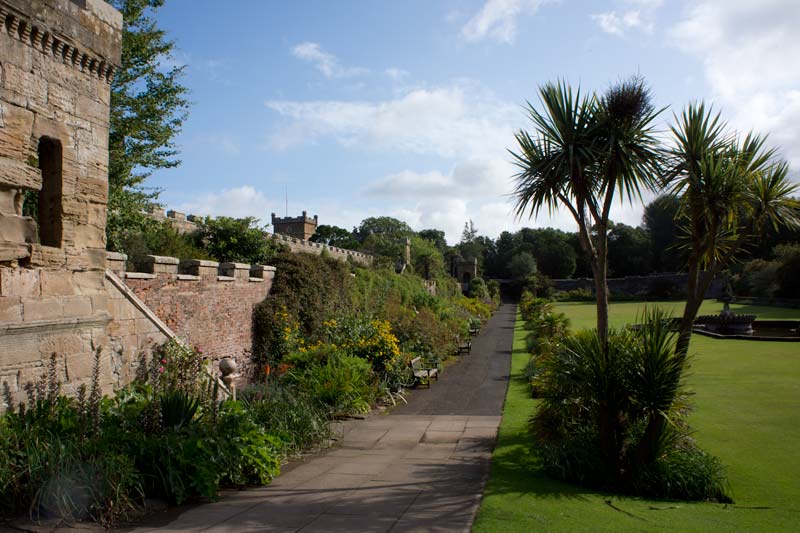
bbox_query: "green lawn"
[474,301,800,532]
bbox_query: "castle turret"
[271,211,318,241]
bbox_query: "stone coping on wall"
[105,252,276,283]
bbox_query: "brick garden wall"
[107,254,274,376]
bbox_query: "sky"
[149,0,800,244]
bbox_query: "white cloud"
[591,0,663,37]
[461,0,548,44]
[174,186,275,221]
[385,67,410,81]
[591,10,646,36]
[364,159,514,200]
[670,0,800,166]
[265,83,519,159]
[291,42,368,79]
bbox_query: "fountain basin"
[693,320,800,341]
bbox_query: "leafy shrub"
[775,244,800,299]
[119,220,212,268]
[193,216,282,264]
[529,309,730,502]
[737,259,779,297]
[468,277,490,300]
[240,381,332,455]
[253,252,352,366]
[284,351,377,417]
[553,288,594,301]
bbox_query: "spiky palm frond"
[747,161,800,233]
[511,81,600,221]
[629,307,685,420]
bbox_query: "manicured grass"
[474,301,800,532]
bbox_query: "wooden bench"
[411,356,438,388]
[456,336,472,355]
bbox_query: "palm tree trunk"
[676,254,701,356]
[594,243,610,343]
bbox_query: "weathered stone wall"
[552,272,724,299]
[0,0,123,405]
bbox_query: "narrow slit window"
[37,137,63,248]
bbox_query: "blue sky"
[150,0,800,243]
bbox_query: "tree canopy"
[106,0,190,253]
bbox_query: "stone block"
[0,295,22,322]
[72,270,105,294]
[180,259,219,278]
[28,244,67,268]
[135,316,158,335]
[0,101,35,161]
[250,264,276,279]
[22,297,63,321]
[3,63,48,106]
[76,94,108,125]
[0,155,42,189]
[105,251,126,274]
[61,295,92,318]
[141,255,179,274]
[76,176,107,204]
[0,267,40,297]
[85,248,106,270]
[90,294,107,314]
[47,82,76,113]
[0,37,33,71]
[0,241,31,262]
[70,223,104,249]
[40,269,75,296]
[0,212,38,244]
[219,262,250,280]
[106,316,135,337]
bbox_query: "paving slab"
[118,303,515,532]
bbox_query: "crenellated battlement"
[106,251,277,283]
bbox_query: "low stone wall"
[552,272,724,299]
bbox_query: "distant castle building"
[271,211,318,241]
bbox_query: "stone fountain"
[695,274,757,334]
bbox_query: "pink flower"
[160,358,167,364]
[196,347,204,354]
[158,366,165,373]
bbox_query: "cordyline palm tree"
[666,103,800,356]
[512,77,663,340]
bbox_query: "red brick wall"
[123,274,272,373]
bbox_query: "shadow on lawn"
[485,429,595,502]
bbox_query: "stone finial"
[219,357,238,399]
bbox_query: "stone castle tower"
[271,210,318,241]
[1,0,122,398]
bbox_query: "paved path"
[124,303,516,533]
